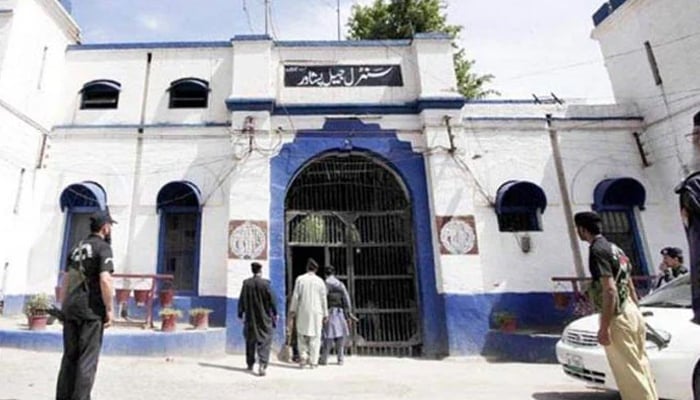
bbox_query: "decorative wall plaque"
[436,216,479,255]
[284,65,403,87]
[228,220,267,260]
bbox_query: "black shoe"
[258,364,267,377]
[246,365,254,372]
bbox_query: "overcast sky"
[69,0,614,101]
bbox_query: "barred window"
[495,180,547,232]
[168,78,209,108]
[80,80,120,109]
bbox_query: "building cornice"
[36,0,80,42]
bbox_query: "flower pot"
[158,289,174,307]
[133,290,150,306]
[191,313,209,330]
[500,318,517,333]
[29,314,48,331]
[161,314,177,332]
[553,292,571,310]
[115,289,131,304]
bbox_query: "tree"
[347,0,497,99]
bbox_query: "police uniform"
[576,212,658,400]
[56,211,115,400]
[675,170,700,323]
[656,247,688,289]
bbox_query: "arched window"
[80,80,121,109]
[495,180,547,232]
[59,181,107,270]
[157,181,202,294]
[168,78,209,109]
[593,177,648,276]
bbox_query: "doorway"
[285,153,421,356]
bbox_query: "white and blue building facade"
[0,0,695,358]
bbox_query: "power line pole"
[336,0,341,40]
[264,0,270,36]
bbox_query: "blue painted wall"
[443,292,572,355]
[267,118,448,357]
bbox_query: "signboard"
[284,65,403,88]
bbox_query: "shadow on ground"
[532,391,619,400]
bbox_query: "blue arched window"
[80,80,121,109]
[59,181,107,270]
[495,180,547,232]
[157,181,202,295]
[168,78,209,109]
[593,177,648,276]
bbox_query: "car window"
[639,274,691,308]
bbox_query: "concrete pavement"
[0,348,617,400]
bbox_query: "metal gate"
[285,154,421,356]
[600,211,645,276]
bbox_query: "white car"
[556,274,700,400]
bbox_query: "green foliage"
[24,293,51,317]
[189,308,213,316]
[347,0,497,99]
[158,308,183,318]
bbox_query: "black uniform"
[238,275,278,368]
[676,171,700,323]
[57,233,114,400]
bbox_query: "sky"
[68,0,614,101]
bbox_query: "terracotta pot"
[553,292,571,310]
[29,314,48,331]
[161,314,177,332]
[158,289,174,307]
[115,289,131,304]
[133,290,150,306]
[192,313,209,330]
[500,319,517,333]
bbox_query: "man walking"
[574,211,657,400]
[57,210,115,400]
[238,262,278,377]
[320,265,353,366]
[289,258,328,368]
[655,247,688,289]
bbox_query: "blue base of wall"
[0,327,226,356]
[482,330,560,363]
[443,292,571,356]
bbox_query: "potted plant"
[189,308,213,330]
[159,308,182,332]
[24,294,51,331]
[115,288,131,304]
[493,311,518,333]
[553,291,571,310]
[158,281,175,307]
[133,289,150,306]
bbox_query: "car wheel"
[694,363,700,400]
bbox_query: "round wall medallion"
[230,221,266,259]
[440,219,476,255]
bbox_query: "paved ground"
[0,348,618,400]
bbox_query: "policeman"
[674,111,700,323]
[655,247,688,289]
[56,210,115,400]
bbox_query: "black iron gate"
[285,154,421,356]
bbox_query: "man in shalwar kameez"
[289,258,328,368]
[238,262,278,377]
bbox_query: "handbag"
[277,335,293,363]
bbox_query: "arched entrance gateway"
[285,153,421,356]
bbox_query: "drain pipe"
[547,114,585,277]
[124,52,153,275]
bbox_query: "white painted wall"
[0,0,77,298]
